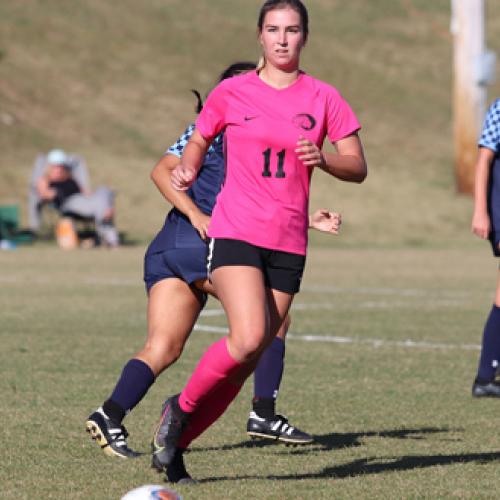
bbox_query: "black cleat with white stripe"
[246,411,314,445]
[85,408,140,458]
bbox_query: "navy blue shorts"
[144,210,209,296]
[144,247,208,293]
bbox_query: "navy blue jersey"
[479,100,500,255]
[184,130,225,217]
[146,125,224,256]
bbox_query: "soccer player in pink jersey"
[152,0,367,480]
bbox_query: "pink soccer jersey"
[196,70,360,255]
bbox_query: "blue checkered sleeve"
[479,99,500,153]
[166,124,195,158]
[165,124,218,158]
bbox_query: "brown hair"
[257,0,309,42]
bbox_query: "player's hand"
[295,136,325,168]
[189,211,211,241]
[171,164,197,191]
[310,209,341,235]
[472,210,491,239]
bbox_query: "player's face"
[259,7,305,71]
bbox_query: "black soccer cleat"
[151,395,190,469]
[472,380,500,398]
[85,408,140,458]
[246,411,314,445]
[152,447,197,485]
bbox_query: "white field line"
[199,304,344,317]
[198,302,481,351]
[199,296,467,317]
[200,299,464,317]
[192,323,480,351]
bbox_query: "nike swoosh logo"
[244,116,257,121]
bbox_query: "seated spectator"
[36,149,120,247]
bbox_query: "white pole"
[451,0,487,194]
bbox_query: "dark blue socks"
[476,305,500,383]
[253,337,285,418]
[103,358,155,423]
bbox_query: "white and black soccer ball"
[121,484,182,500]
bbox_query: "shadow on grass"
[271,450,500,480]
[191,426,459,454]
[195,450,500,484]
[313,426,461,450]
[188,426,499,484]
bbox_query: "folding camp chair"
[28,153,95,238]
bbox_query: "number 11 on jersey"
[262,148,286,178]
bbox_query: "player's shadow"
[269,450,500,480]
[189,426,500,484]
[191,426,459,454]
[311,426,461,451]
[196,450,500,484]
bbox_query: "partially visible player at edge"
[471,97,500,397]
[152,0,367,482]
[85,61,343,481]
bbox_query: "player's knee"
[230,330,266,362]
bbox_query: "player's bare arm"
[296,132,366,183]
[151,153,211,240]
[472,146,495,240]
[171,129,211,191]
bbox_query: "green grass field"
[2,243,500,499]
[3,0,500,498]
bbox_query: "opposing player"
[86,61,343,482]
[471,98,500,397]
[152,0,367,481]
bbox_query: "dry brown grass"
[1,0,500,245]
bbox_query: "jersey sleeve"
[325,87,361,144]
[479,99,500,153]
[165,124,195,157]
[195,80,229,141]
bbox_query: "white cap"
[47,149,68,165]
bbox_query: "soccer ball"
[121,484,182,500]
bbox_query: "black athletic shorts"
[207,238,306,294]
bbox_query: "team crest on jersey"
[292,113,316,131]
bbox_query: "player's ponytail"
[190,61,257,114]
[190,89,203,114]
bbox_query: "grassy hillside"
[1,0,500,246]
